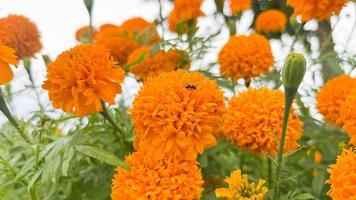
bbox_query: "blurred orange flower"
[316,75,356,127]
[326,148,356,200]
[215,169,268,200]
[340,88,356,145]
[42,44,125,116]
[131,71,225,160]
[75,26,96,42]
[95,26,140,65]
[127,46,189,80]
[287,0,349,22]
[111,151,203,200]
[168,0,204,33]
[0,15,42,58]
[218,34,274,81]
[255,9,287,33]
[120,17,159,44]
[224,88,303,156]
[230,0,251,15]
[0,44,18,85]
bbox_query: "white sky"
[0,0,355,123]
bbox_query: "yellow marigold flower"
[127,46,189,80]
[0,44,18,85]
[0,15,42,58]
[42,44,125,117]
[120,17,159,44]
[168,0,204,33]
[326,148,356,200]
[111,151,203,200]
[218,34,274,81]
[230,0,252,15]
[316,75,356,127]
[340,88,356,145]
[255,9,287,33]
[215,169,268,200]
[287,0,349,22]
[95,26,140,65]
[224,88,303,156]
[75,26,96,42]
[131,71,225,160]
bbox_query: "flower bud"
[282,53,306,89]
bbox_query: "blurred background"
[0,0,355,123]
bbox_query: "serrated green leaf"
[27,168,43,192]
[294,193,316,200]
[62,147,74,176]
[312,170,325,197]
[15,157,35,180]
[74,145,128,169]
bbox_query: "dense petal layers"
[223,88,303,156]
[218,34,274,81]
[131,71,225,160]
[230,0,252,15]
[255,9,287,33]
[42,44,125,116]
[340,88,356,144]
[111,151,203,200]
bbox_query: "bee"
[184,83,197,90]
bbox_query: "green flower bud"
[282,53,306,89]
[83,0,93,15]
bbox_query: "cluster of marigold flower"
[0,0,353,199]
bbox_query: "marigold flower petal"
[230,0,251,15]
[42,44,125,116]
[119,17,159,44]
[131,71,225,160]
[111,151,203,200]
[223,88,303,156]
[0,15,42,58]
[287,0,349,22]
[0,44,18,85]
[218,34,274,81]
[340,88,356,145]
[255,9,287,33]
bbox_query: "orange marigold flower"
[111,151,203,200]
[316,75,356,127]
[168,0,204,33]
[224,88,303,156]
[95,26,140,65]
[42,44,125,117]
[230,0,252,15]
[255,9,287,33]
[131,71,225,160]
[218,34,274,81]
[340,88,356,145]
[0,15,42,58]
[75,26,96,42]
[120,17,159,44]
[0,44,18,85]
[326,148,356,200]
[215,169,268,200]
[127,46,189,80]
[287,0,349,22]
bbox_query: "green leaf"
[74,145,128,169]
[150,43,160,57]
[27,168,43,192]
[312,170,325,197]
[15,157,35,180]
[61,147,75,176]
[293,193,316,200]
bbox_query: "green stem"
[273,88,297,200]
[267,157,272,188]
[23,59,45,112]
[239,151,245,172]
[0,89,31,144]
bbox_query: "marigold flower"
[120,17,159,44]
[0,44,18,85]
[111,151,203,200]
[131,71,225,160]
[95,26,140,65]
[316,75,356,127]
[255,9,287,33]
[218,34,274,81]
[224,88,303,156]
[0,15,42,58]
[215,169,268,200]
[340,88,356,145]
[326,148,356,200]
[230,0,252,15]
[75,26,96,42]
[42,44,125,116]
[287,0,349,22]
[168,0,204,33]
[127,46,189,80]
